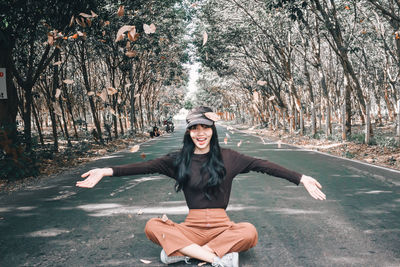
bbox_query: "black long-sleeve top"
[111,148,302,209]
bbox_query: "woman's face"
[189,124,213,154]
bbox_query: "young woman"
[76,106,326,267]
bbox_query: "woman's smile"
[189,124,213,154]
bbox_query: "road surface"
[1,122,399,266]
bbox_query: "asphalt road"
[1,122,399,267]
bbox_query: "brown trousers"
[144,209,258,258]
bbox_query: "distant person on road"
[76,106,326,267]
[149,126,161,138]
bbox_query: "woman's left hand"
[300,175,326,200]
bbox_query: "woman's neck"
[194,147,210,154]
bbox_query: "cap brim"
[186,118,214,129]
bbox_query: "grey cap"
[186,106,214,128]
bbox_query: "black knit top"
[111,148,302,209]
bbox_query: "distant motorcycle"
[164,120,174,133]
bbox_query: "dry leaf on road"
[130,145,140,153]
[161,214,168,222]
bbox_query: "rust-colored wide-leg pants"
[144,209,258,258]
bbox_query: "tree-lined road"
[1,123,399,266]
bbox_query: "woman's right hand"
[76,168,113,188]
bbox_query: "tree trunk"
[79,42,103,144]
[32,100,44,146]
[0,38,20,161]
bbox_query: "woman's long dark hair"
[174,124,226,199]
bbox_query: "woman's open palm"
[300,175,326,200]
[76,168,109,188]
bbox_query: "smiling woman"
[76,106,326,267]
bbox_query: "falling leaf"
[69,15,75,27]
[127,27,137,41]
[224,137,228,145]
[115,34,124,42]
[117,5,125,17]
[204,112,220,122]
[91,10,98,17]
[47,34,54,46]
[107,87,118,95]
[257,80,267,86]
[97,89,107,102]
[87,91,95,96]
[137,209,143,215]
[63,79,74,85]
[161,214,168,222]
[140,259,151,264]
[130,144,140,153]
[115,25,135,42]
[253,91,259,102]
[143,23,156,34]
[77,31,85,37]
[140,153,146,159]
[79,12,92,18]
[75,18,86,27]
[55,89,62,99]
[103,20,110,26]
[53,61,62,66]
[131,33,140,42]
[268,95,275,101]
[202,31,208,46]
[70,33,78,39]
[345,5,350,10]
[237,140,242,147]
[125,51,137,58]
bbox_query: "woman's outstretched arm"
[300,175,326,200]
[76,168,114,188]
[76,154,176,188]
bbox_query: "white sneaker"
[160,249,190,265]
[212,252,239,267]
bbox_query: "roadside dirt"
[0,133,152,193]
[234,124,400,172]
